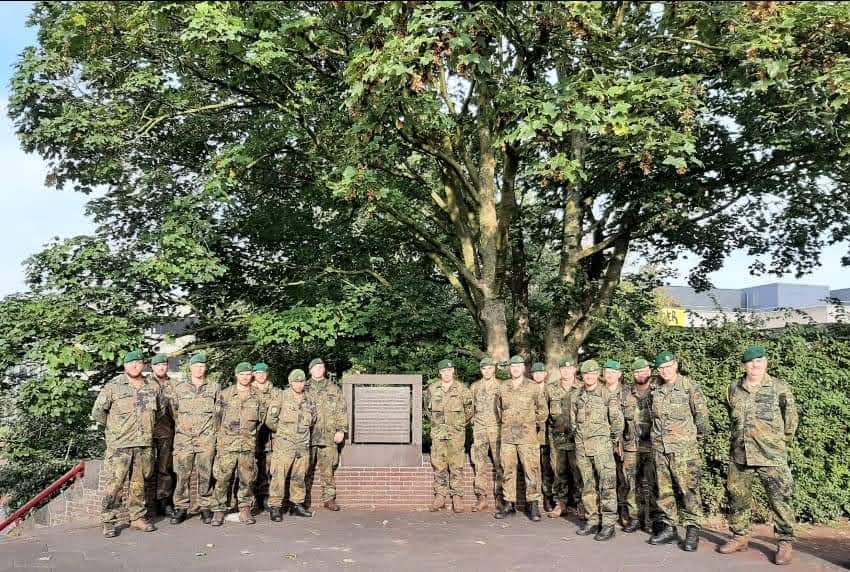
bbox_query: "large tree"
[9,1,850,365]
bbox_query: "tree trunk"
[481,296,510,363]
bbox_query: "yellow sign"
[659,308,686,327]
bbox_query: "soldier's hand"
[333,431,345,444]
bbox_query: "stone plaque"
[353,385,411,444]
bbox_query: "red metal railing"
[0,462,85,533]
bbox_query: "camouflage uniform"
[305,378,348,503]
[546,381,581,507]
[253,381,275,506]
[470,378,503,501]
[534,381,554,499]
[91,374,160,525]
[621,382,658,528]
[170,378,220,512]
[651,374,709,528]
[265,387,316,506]
[726,375,798,541]
[570,384,624,527]
[607,383,630,520]
[497,378,548,503]
[150,373,175,503]
[425,380,473,498]
[211,386,264,511]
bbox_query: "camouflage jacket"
[651,374,709,455]
[265,387,316,451]
[171,378,221,452]
[570,383,624,456]
[546,381,577,451]
[91,373,160,450]
[305,378,348,446]
[425,380,473,441]
[253,381,277,452]
[533,381,549,445]
[727,374,798,467]
[215,385,264,453]
[470,378,500,431]
[496,378,548,445]
[150,373,175,439]
[623,383,654,453]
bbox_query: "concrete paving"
[2,511,847,571]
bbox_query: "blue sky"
[0,1,848,297]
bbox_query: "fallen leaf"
[285,553,297,560]
[381,519,388,526]
[240,550,252,555]
[195,552,207,557]
[205,543,215,548]
[474,540,486,545]
[38,556,51,561]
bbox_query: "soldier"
[570,359,623,541]
[169,352,219,525]
[210,362,265,526]
[470,356,503,512]
[494,355,548,522]
[649,350,709,551]
[718,346,798,565]
[530,362,555,512]
[148,353,175,517]
[545,358,579,518]
[91,350,160,538]
[425,359,473,513]
[602,359,630,526]
[305,358,348,511]
[265,369,317,521]
[620,357,657,533]
[252,362,274,513]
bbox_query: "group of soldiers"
[92,352,347,538]
[93,345,798,565]
[424,346,798,565]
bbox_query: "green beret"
[742,346,766,363]
[654,350,676,368]
[437,359,454,370]
[253,362,269,372]
[151,353,168,366]
[189,353,207,365]
[308,358,324,370]
[234,361,253,374]
[531,362,546,373]
[580,359,600,373]
[509,355,525,365]
[558,358,576,368]
[479,356,496,368]
[288,369,306,383]
[631,358,650,371]
[123,350,143,364]
[603,359,621,371]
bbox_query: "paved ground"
[2,511,848,571]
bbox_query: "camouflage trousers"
[550,446,581,506]
[619,450,658,527]
[254,446,272,507]
[212,450,256,511]
[308,444,340,502]
[471,427,502,500]
[540,444,554,498]
[501,443,542,503]
[173,447,215,510]
[655,450,703,528]
[101,446,153,524]
[575,447,617,526]
[727,461,795,541]
[152,436,174,501]
[268,446,310,506]
[431,436,466,497]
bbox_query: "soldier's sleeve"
[423,385,432,422]
[779,382,799,443]
[214,391,224,432]
[494,385,503,424]
[265,395,279,431]
[689,380,710,439]
[549,390,566,432]
[334,386,348,435]
[622,393,636,445]
[91,384,112,426]
[534,386,548,425]
[568,393,577,435]
[608,391,625,445]
[463,385,473,425]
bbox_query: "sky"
[0,2,848,298]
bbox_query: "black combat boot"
[269,507,283,522]
[594,525,616,541]
[200,509,213,524]
[649,524,678,545]
[290,503,315,517]
[576,521,600,536]
[543,495,555,513]
[494,501,516,519]
[170,508,187,525]
[622,517,641,533]
[681,525,700,552]
[528,501,542,522]
[157,498,175,517]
